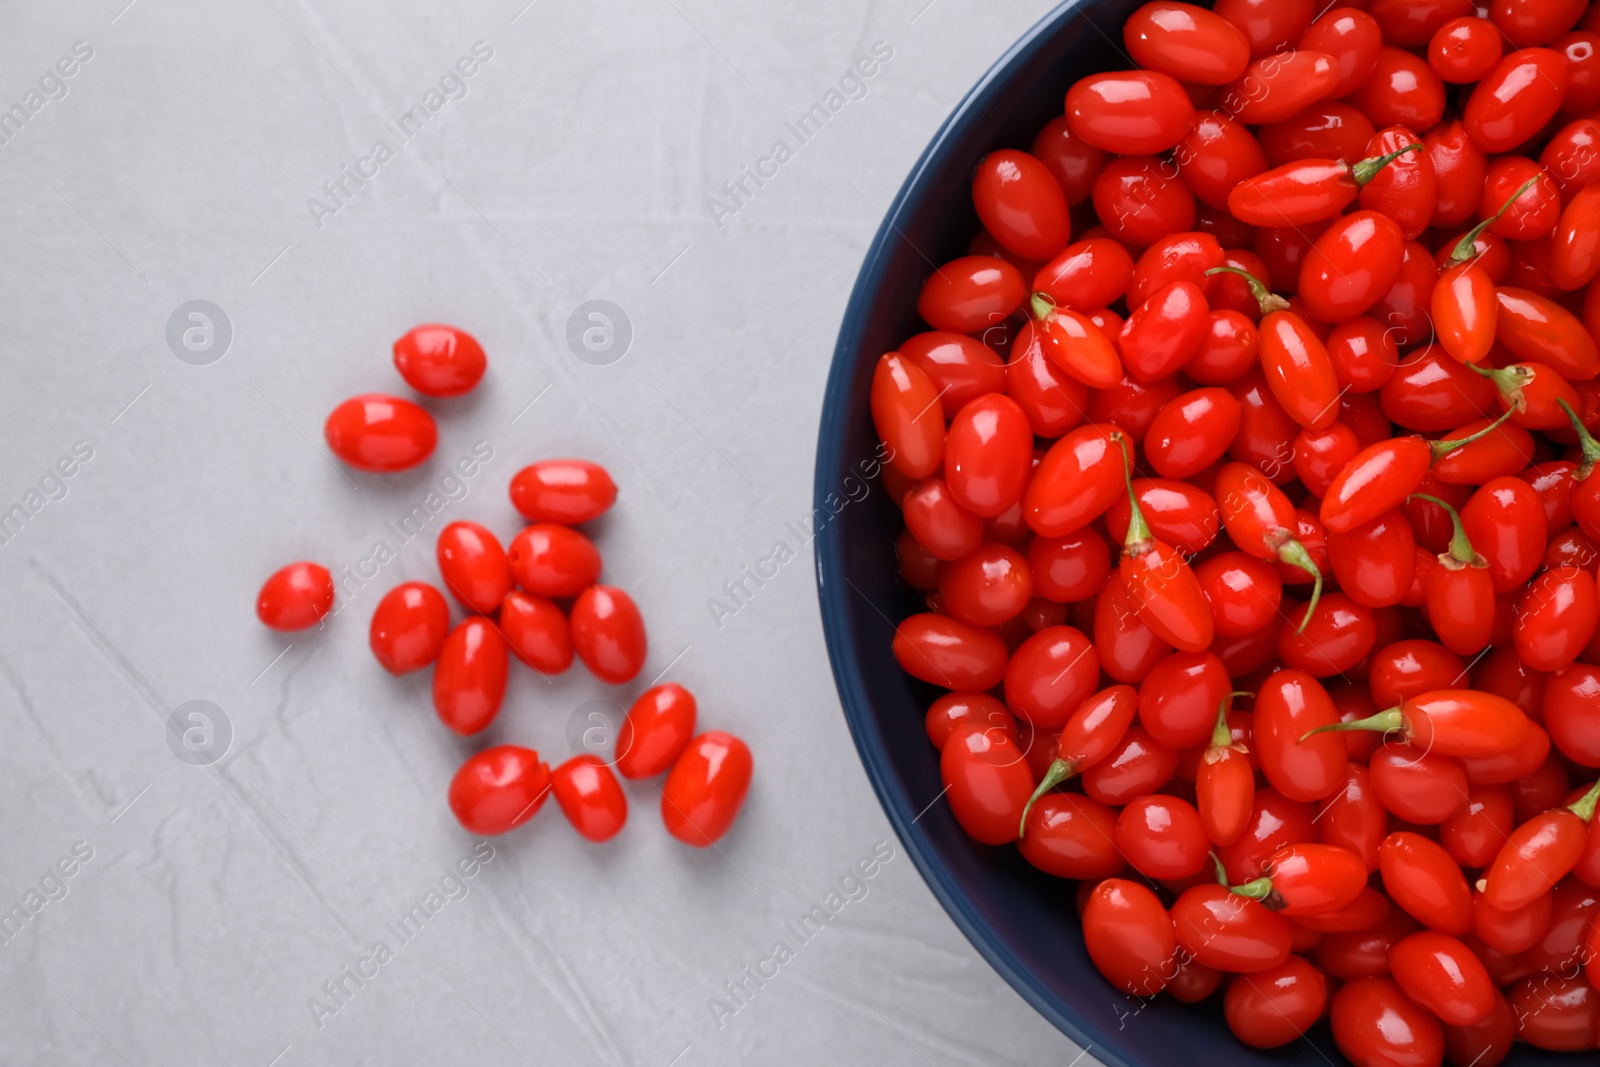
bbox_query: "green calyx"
[1351,142,1422,186]
[1116,432,1151,552]
[1449,175,1541,265]
[1209,692,1253,749]
[1029,291,1057,322]
[1266,530,1321,632]
[1464,361,1534,415]
[1408,493,1483,569]
[1558,399,1600,478]
[1228,876,1276,903]
[1570,777,1600,823]
[1218,852,1284,907]
[1428,406,1519,462]
[1018,757,1075,839]
[1204,265,1291,317]
[1299,707,1405,745]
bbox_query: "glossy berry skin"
[1094,580,1173,684]
[614,683,698,781]
[1495,288,1600,380]
[1034,237,1134,310]
[1135,651,1228,750]
[1103,479,1219,557]
[1510,973,1600,1052]
[324,394,437,472]
[368,581,450,673]
[1170,883,1290,972]
[1224,955,1327,1048]
[436,521,512,615]
[1331,977,1444,1067]
[1255,670,1344,803]
[1093,156,1196,246]
[570,585,647,685]
[508,459,616,524]
[1258,312,1340,429]
[1221,50,1340,126]
[939,724,1032,845]
[1217,788,1314,886]
[1321,437,1434,533]
[1348,47,1447,131]
[507,524,602,597]
[1030,117,1106,207]
[499,590,572,674]
[392,323,486,397]
[661,731,752,847]
[926,693,1015,751]
[1464,48,1570,153]
[1124,2,1250,84]
[433,618,509,735]
[1432,261,1497,365]
[1196,552,1281,637]
[916,256,1024,336]
[870,353,945,478]
[256,561,334,631]
[1430,16,1504,83]
[972,150,1070,261]
[1298,211,1405,323]
[1114,793,1209,880]
[1481,810,1595,913]
[1005,625,1099,728]
[1121,533,1213,653]
[1362,129,1432,239]
[1370,744,1470,825]
[1080,724,1179,806]
[937,544,1031,627]
[1227,158,1365,227]
[1065,70,1194,155]
[1553,183,1600,290]
[1023,424,1127,537]
[900,332,1007,418]
[448,745,550,835]
[551,755,627,842]
[1318,763,1386,872]
[1474,888,1551,956]
[1388,931,1495,1026]
[1278,593,1377,678]
[893,613,1007,691]
[1515,565,1600,672]
[1328,511,1415,609]
[1143,388,1240,479]
[1081,878,1178,996]
[1461,476,1548,594]
[1118,281,1211,383]
[1028,530,1110,603]
[1199,731,1255,846]
[903,479,984,562]
[1381,345,1497,434]
[1249,843,1367,916]
[1480,158,1560,241]
[1174,113,1268,212]
[1545,664,1600,766]
[1380,832,1474,934]
[944,394,1033,517]
[1019,793,1122,879]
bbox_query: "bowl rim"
[813,1,1144,1062]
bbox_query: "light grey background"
[0,0,1096,1064]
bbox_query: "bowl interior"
[813,3,1567,1065]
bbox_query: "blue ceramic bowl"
[813,3,1564,1065]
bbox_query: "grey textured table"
[0,1,1094,1064]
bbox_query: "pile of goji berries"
[254,324,751,848]
[877,2,1600,1063]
